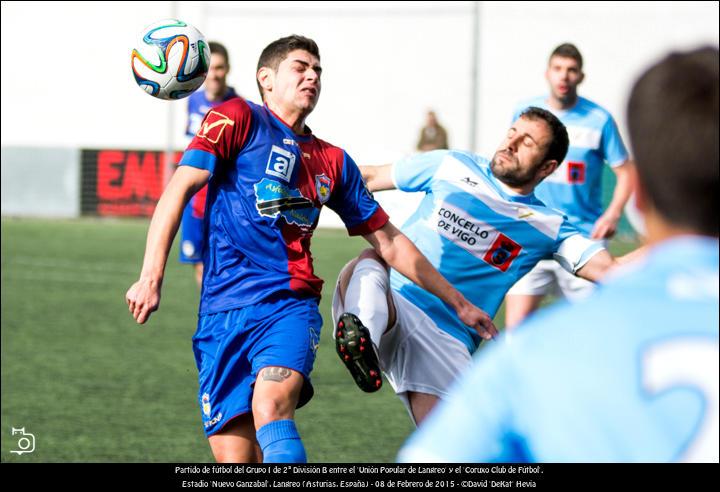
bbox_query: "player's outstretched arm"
[125,165,210,324]
[363,221,498,340]
[575,249,618,283]
[591,160,634,239]
[359,164,395,192]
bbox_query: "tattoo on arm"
[262,367,292,382]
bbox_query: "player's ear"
[257,67,273,94]
[539,159,559,179]
[578,70,585,85]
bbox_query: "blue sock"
[256,419,307,463]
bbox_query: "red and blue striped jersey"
[179,98,388,314]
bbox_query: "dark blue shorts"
[179,201,204,264]
[192,294,322,436]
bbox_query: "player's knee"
[358,248,385,265]
[252,397,293,428]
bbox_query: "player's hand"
[591,212,620,239]
[125,278,161,324]
[455,301,498,341]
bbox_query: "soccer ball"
[131,19,210,100]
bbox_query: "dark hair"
[627,47,719,236]
[550,43,583,70]
[208,41,230,65]
[519,106,569,165]
[256,35,320,100]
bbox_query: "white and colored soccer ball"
[131,19,210,100]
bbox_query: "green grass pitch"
[1,217,637,462]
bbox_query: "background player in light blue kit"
[179,41,239,286]
[333,107,628,425]
[126,35,494,464]
[505,43,634,329]
[398,47,719,462]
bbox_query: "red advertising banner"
[81,149,182,217]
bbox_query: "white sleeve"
[553,234,605,274]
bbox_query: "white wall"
[1,1,717,223]
[3,1,717,155]
[1,147,80,217]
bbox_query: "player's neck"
[206,86,227,103]
[643,211,706,247]
[266,102,310,135]
[547,93,578,110]
[494,176,535,197]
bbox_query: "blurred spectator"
[416,110,449,151]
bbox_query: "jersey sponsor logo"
[315,174,332,204]
[484,233,522,272]
[566,125,601,149]
[254,178,319,228]
[433,201,522,272]
[437,206,492,243]
[196,110,235,144]
[567,161,586,184]
[265,145,296,182]
[435,155,563,239]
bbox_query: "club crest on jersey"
[201,393,211,417]
[483,233,522,272]
[254,178,319,228]
[266,145,296,182]
[309,326,320,354]
[567,161,586,184]
[196,110,235,144]
[315,174,332,204]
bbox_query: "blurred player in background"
[179,41,239,286]
[334,107,628,425]
[398,47,719,462]
[126,34,493,463]
[505,43,634,329]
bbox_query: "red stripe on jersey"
[283,228,324,297]
[348,206,390,236]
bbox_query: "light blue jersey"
[514,96,629,236]
[398,236,719,462]
[390,150,603,352]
